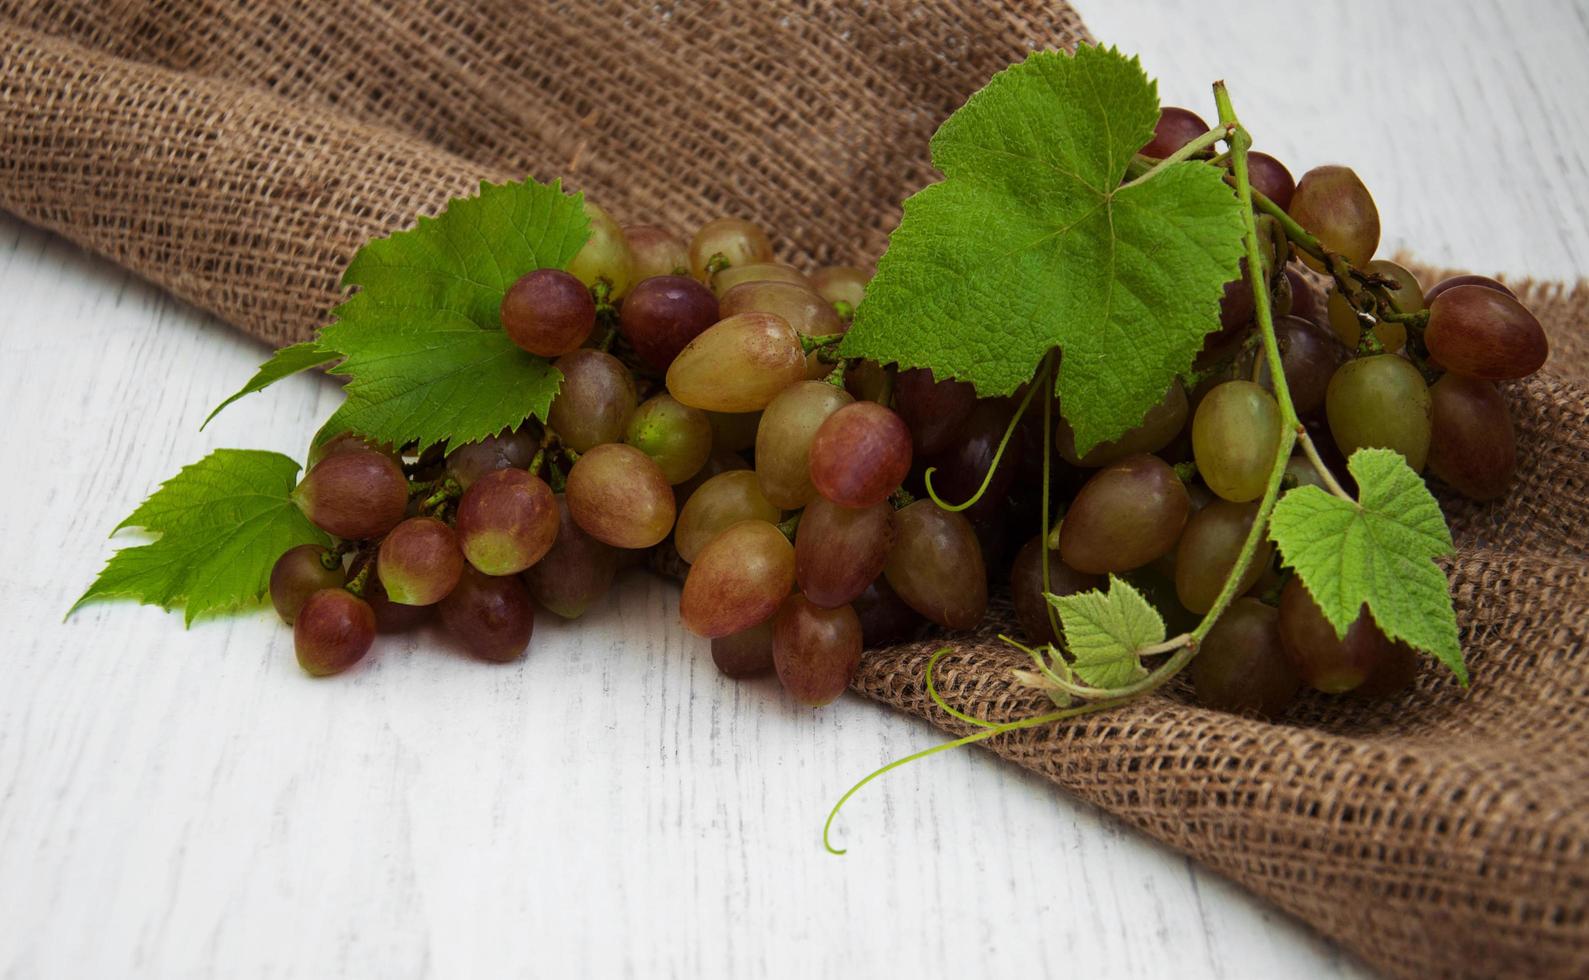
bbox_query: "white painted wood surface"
[1,2,1584,976]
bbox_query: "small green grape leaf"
[318,177,589,451]
[1268,448,1466,683]
[1050,575,1164,689]
[74,450,329,625]
[202,342,339,429]
[838,44,1245,454]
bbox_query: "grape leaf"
[1268,448,1466,683]
[1049,575,1164,688]
[73,450,329,625]
[202,342,338,429]
[838,44,1245,454]
[316,177,587,451]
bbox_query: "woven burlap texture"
[1,4,1585,977]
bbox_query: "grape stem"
[1295,426,1353,500]
[1123,123,1234,189]
[799,332,847,354]
[922,371,1043,512]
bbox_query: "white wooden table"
[3,2,1584,976]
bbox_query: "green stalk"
[1122,123,1233,188]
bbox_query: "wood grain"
[2,2,1584,975]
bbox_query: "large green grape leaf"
[1269,448,1466,683]
[838,45,1245,454]
[73,450,329,625]
[1049,576,1164,688]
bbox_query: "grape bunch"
[271,130,1547,720]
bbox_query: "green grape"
[712,262,809,296]
[1326,288,1405,352]
[547,349,639,453]
[454,469,560,576]
[292,448,409,541]
[566,200,635,299]
[773,595,863,707]
[1060,454,1190,573]
[754,380,853,509]
[1191,598,1299,718]
[1174,500,1273,614]
[1277,578,1394,694]
[1192,381,1282,503]
[810,265,868,316]
[1364,259,1425,314]
[377,516,466,605]
[1288,165,1380,270]
[565,443,676,548]
[688,217,774,282]
[294,587,376,676]
[673,447,750,511]
[711,620,776,679]
[679,520,795,638]
[674,470,782,564]
[522,494,620,620]
[719,280,846,379]
[622,223,690,280]
[269,544,346,625]
[1325,354,1431,471]
[883,501,987,630]
[624,393,713,484]
[1010,534,1101,646]
[795,497,893,608]
[1056,381,1187,467]
[1428,373,1516,501]
[666,312,809,412]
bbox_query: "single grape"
[1423,274,1514,305]
[679,519,795,638]
[1247,151,1295,209]
[1425,285,1549,381]
[894,367,978,456]
[498,268,595,357]
[437,565,535,663]
[454,468,559,575]
[673,446,750,510]
[666,312,808,412]
[1191,598,1299,718]
[617,274,720,372]
[306,428,398,470]
[1325,354,1432,471]
[293,448,409,540]
[1059,454,1190,573]
[1283,454,1333,494]
[565,443,676,549]
[294,587,376,676]
[674,470,782,563]
[808,401,913,508]
[1272,315,1345,417]
[884,501,987,630]
[1277,578,1393,693]
[1326,287,1405,352]
[773,595,863,707]
[1057,381,1187,467]
[522,494,620,620]
[547,349,639,453]
[567,200,635,299]
[711,620,776,679]
[622,223,690,280]
[718,280,845,378]
[1288,165,1380,270]
[712,262,809,296]
[358,565,432,634]
[796,497,893,608]
[809,265,868,316]
[1140,106,1208,158]
[377,516,465,605]
[269,544,346,624]
[754,381,853,509]
[1010,534,1101,646]
[444,427,539,491]
[625,393,713,484]
[1285,266,1319,323]
[1174,500,1274,614]
[1364,259,1425,315]
[851,577,923,647]
[689,217,773,282]
[1428,373,1516,501]
[1192,380,1282,502]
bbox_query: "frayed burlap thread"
[1,6,1586,977]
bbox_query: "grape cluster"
[272,135,1546,719]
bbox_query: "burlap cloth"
[2,5,1585,976]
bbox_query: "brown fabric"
[1,4,1586,977]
